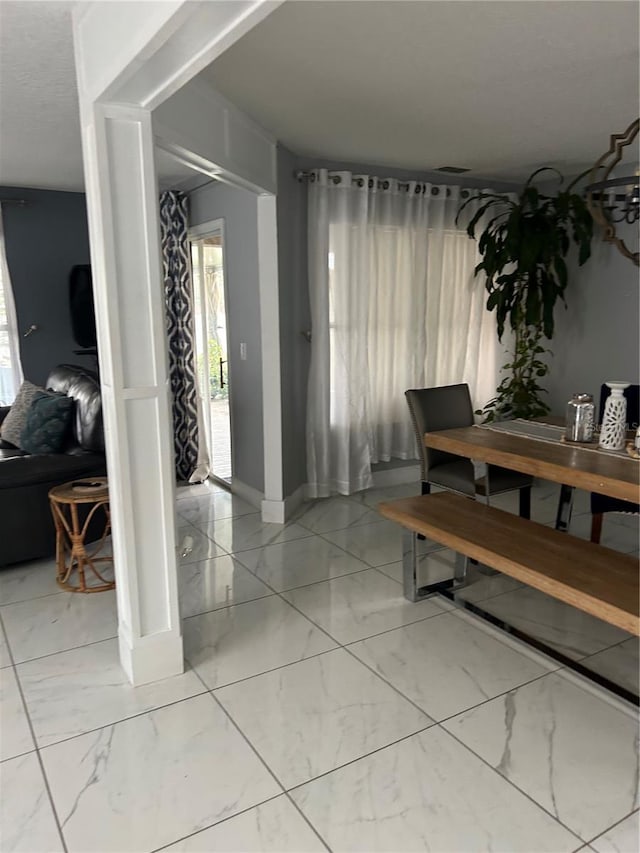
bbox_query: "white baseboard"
[262,484,306,523]
[371,464,420,488]
[237,470,420,523]
[231,478,264,511]
[285,484,307,517]
[261,499,285,523]
[118,630,184,686]
[232,478,306,523]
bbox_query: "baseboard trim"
[235,471,420,521]
[371,464,420,488]
[231,478,264,511]
[285,484,307,517]
[260,484,307,523]
[261,499,285,524]
[118,630,184,686]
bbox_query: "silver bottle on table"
[565,393,595,443]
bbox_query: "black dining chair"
[405,384,533,517]
[590,383,640,543]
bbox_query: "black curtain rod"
[295,169,418,189]
[294,170,473,198]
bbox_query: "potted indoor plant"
[458,168,593,420]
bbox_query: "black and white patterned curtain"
[159,191,199,481]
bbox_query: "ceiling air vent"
[436,166,470,174]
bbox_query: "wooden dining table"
[424,424,639,503]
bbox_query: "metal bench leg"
[403,529,468,602]
[403,529,421,602]
[455,551,469,583]
[555,484,575,532]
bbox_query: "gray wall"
[544,231,640,415]
[188,181,265,494]
[1,187,91,385]
[277,145,309,496]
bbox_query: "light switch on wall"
[240,342,247,360]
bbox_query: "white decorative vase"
[598,382,629,451]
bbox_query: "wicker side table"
[48,477,114,593]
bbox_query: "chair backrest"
[598,384,640,429]
[405,384,474,480]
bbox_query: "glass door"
[190,227,232,486]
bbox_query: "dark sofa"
[0,365,107,567]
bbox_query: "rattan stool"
[49,477,114,593]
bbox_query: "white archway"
[73,0,285,684]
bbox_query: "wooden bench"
[378,491,639,636]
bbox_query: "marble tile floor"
[0,480,638,852]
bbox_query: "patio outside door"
[190,224,232,486]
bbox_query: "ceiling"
[0,0,197,192]
[0,1,83,191]
[0,1,638,191]
[203,0,640,181]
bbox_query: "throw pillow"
[0,380,46,448]
[20,392,75,455]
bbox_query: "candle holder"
[598,382,630,451]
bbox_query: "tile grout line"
[5,522,634,703]
[148,792,286,853]
[191,544,634,848]
[339,623,563,732]
[583,807,640,848]
[280,789,332,853]
[13,651,323,853]
[186,661,333,853]
[192,646,628,852]
[229,561,376,596]
[439,722,595,847]
[0,587,81,608]
[227,518,403,574]
[246,562,565,739]
[9,599,632,852]
[7,633,120,668]
[187,511,320,555]
[270,572,452,649]
[454,590,637,666]
[8,561,439,687]
[182,567,467,845]
[168,646,339,694]
[211,528,580,730]
[195,664,436,853]
[0,610,69,853]
[571,634,640,668]
[10,683,212,753]
[3,493,635,849]
[0,744,43,765]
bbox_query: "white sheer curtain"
[0,205,23,406]
[306,170,498,497]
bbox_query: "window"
[307,173,498,495]
[0,208,23,405]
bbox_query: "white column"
[81,102,182,685]
[73,0,283,684]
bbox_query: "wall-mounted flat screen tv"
[69,264,97,350]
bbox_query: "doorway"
[190,222,232,486]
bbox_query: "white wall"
[545,234,639,414]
